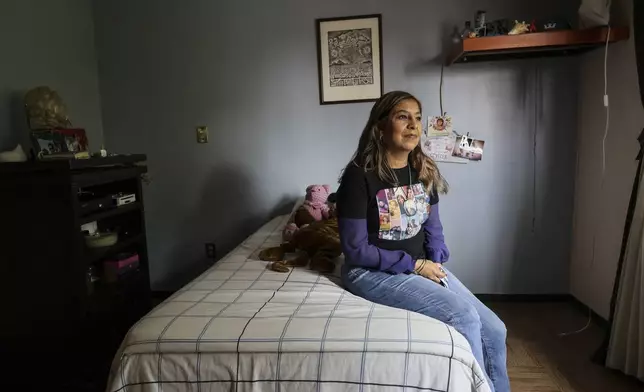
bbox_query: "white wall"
[94,0,580,292]
[0,0,103,151]
[570,0,644,319]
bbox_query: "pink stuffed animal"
[302,184,331,221]
[282,184,331,242]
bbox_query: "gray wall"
[0,0,103,152]
[571,0,644,319]
[93,0,580,292]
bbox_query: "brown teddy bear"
[261,193,339,273]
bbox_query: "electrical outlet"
[196,126,209,143]
[205,242,216,259]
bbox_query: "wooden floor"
[489,302,642,392]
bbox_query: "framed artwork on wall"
[316,14,383,105]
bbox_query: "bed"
[106,214,490,392]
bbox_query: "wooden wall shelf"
[447,26,630,65]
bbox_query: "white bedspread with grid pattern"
[106,215,490,392]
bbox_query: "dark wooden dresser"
[0,154,152,390]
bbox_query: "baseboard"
[477,294,610,330]
[476,294,572,302]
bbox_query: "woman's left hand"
[414,259,446,283]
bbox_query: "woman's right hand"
[414,259,446,283]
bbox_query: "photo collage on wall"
[421,115,486,163]
[376,184,431,241]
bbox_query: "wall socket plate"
[205,242,216,259]
[196,126,209,143]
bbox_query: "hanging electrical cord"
[439,63,445,116]
[601,25,611,178]
[559,23,612,338]
[591,25,612,272]
[532,66,539,233]
[559,306,593,337]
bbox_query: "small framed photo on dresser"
[316,14,383,105]
[29,128,90,159]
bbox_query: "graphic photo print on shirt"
[376,183,431,241]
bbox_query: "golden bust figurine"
[24,86,72,130]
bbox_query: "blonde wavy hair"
[341,91,449,194]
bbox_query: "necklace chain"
[394,165,413,188]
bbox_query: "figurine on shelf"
[537,18,572,32]
[529,20,538,33]
[508,20,530,35]
[460,21,473,39]
[485,19,513,36]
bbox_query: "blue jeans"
[341,265,510,392]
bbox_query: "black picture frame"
[316,14,384,105]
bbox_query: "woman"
[336,91,510,392]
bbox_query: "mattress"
[107,215,490,392]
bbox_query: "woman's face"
[382,99,421,152]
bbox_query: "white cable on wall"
[560,24,612,338]
[532,65,540,233]
[601,25,611,177]
[439,63,445,116]
[592,25,612,272]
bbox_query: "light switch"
[196,126,209,143]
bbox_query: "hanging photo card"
[421,114,468,164]
[452,134,485,161]
[427,115,453,137]
[421,131,468,164]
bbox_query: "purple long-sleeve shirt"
[338,203,450,273]
[423,202,450,263]
[336,164,450,274]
